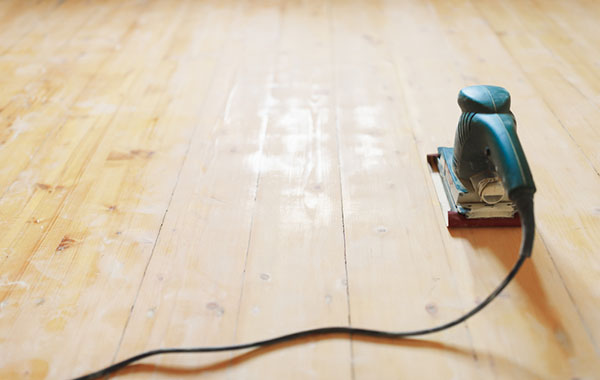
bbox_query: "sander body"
[428,85,535,227]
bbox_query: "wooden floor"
[1,0,599,378]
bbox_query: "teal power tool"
[428,85,536,228]
[74,85,537,380]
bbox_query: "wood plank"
[230,1,352,378]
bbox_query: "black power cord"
[73,198,535,380]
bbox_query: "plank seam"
[328,1,356,379]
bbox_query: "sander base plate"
[426,153,521,228]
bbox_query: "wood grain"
[0,0,599,379]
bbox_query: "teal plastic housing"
[452,85,536,200]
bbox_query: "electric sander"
[74,85,538,380]
[427,85,536,227]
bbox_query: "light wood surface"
[1,0,599,379]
